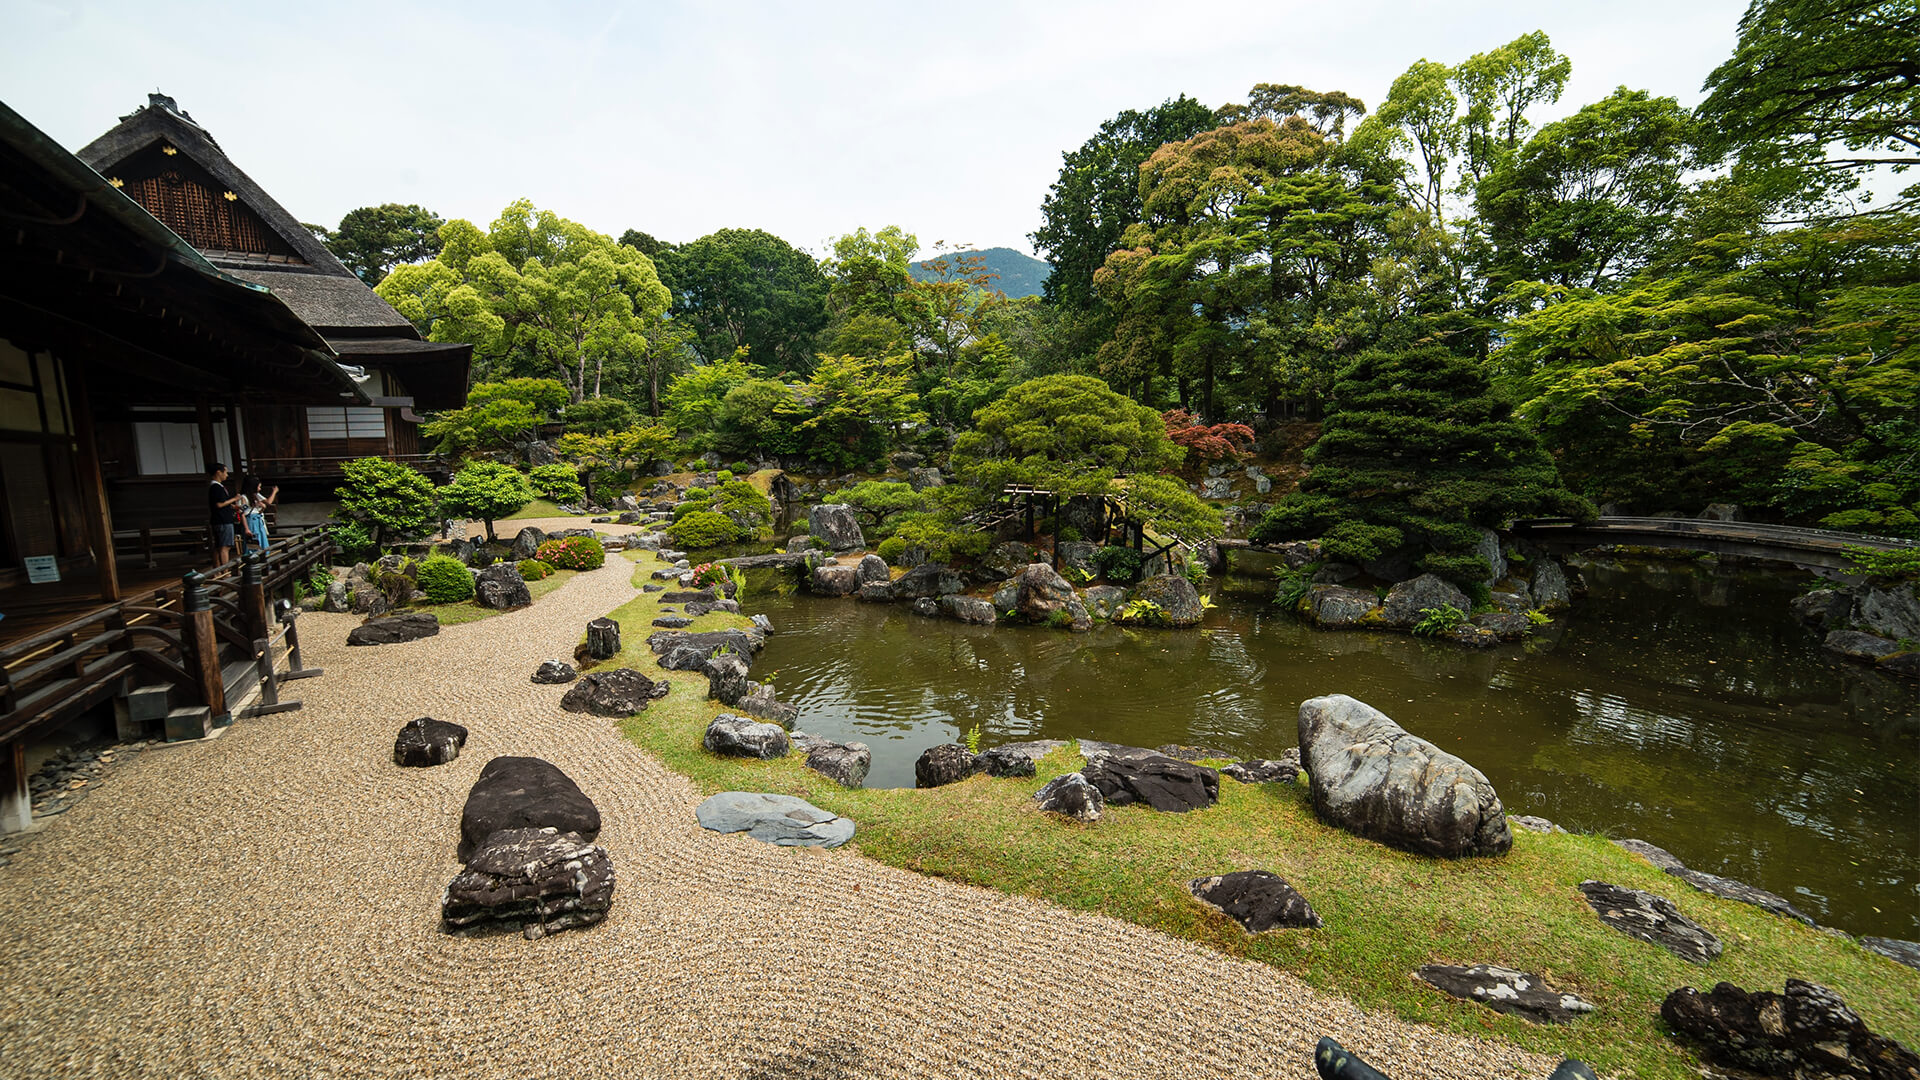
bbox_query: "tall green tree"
[420,378,568,455]
[377,200,671,403]
[311,203,445,284]
[1031,96,1218,312]
[951,374,1184,496]
[438,461,535,542]
[657,228,830,374]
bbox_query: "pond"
[745,557,1920,940]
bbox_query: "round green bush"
[716,470,734,483]
[672,499,713,522]
[517,558,554,581]
[666,510,740,550]
[527,464,585,505]
[416,554,474,603]
[683,486,712,500]
[876,536,909,566]
[535,535,606,570]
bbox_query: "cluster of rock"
[1792,576,1920,679]
[442,756,612,939]
[808,548,1207,633]
[21,739,145,825]
[1279,532,1575,647]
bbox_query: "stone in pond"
[1081,748,1218,812]
[530,659,577,684]
[442,827,613,939]
[912,597,939,617]
[1190,870,1322,932]
[1033,773,1103,822]
[1861,936,1920,971]
[808,563,862,597]
[1579,880,1722,965]
[346,612,440,646]
[915,743,983,788]
[393,717,468,768]
[1154,743,1234,762]
[1667,865,1816,926]
[1413,964,1594,1024]
[559,668,663,717]
[1661,979,1920,1078]
[792,734,871,789]
[702,714,790,759]
[695,791,854,848]
[938,594,995,625]
[977,740,1067,778]
[1298,694,1511,858]
[458,756,600,862]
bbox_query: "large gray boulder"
[346,612,439,646]
[856,554,890,585]
[1790,588,1854,626]
[441,827,613,939]
[1579,880,1721,965]
[1857,582,1920,641]
[1056,541,1099,579]
[695,791,854,847]
[1127,574,1205,627]
[704,653,751,706]
[1470,527,1507,584]
[980,542,1037,582]
[808,504,866,551]
[1661,979,1919,1078]
[1381,574,1471,628]
[510,526,547,561]
[1531,559,1572,611]
[1082,585,1128,621]
[889,562,966,599]
[808,563,862,597]
[938,594,996,625]
[703,714,790,759]
[1297,695,1511,857]
[1304,585,1383,628]
[1013,563,1077,622]
[1826,630,1900,662]
[474,563,532,610]
[457,756,600,862]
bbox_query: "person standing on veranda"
[208,462,242,566]
[239,474,278,553]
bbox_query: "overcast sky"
[5,0,1752,260]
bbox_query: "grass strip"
[605,550,1920,1079]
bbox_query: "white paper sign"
[24,555,60,583]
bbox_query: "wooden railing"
[0,527,332,746]
[251,454,447,479]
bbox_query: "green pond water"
[746,558,1920,940]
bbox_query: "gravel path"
[0,555,1554,1080]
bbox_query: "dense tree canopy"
[657,228,830,374]
[311,203,445,284]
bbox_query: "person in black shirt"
[208,462,241,566]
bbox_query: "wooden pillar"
[180,570,229,728]
[65,364,120,602]
[240,549,269,646]
[0,741,28,834]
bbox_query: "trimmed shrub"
[666,510,740,550]
[527,464,585,505]
[416,554,475,603]
[683,486,712,500]
[1091,545,1144,584]
[517,558,554,581]
[876,537,908,566]
[535,535,606,571]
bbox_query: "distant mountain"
[909,247,1051,299]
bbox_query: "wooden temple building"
[0,94,469,830]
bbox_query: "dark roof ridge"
[76,96,353,280]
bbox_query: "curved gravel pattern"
[0,555,1553,1079]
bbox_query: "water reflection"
[753,559,1919,938]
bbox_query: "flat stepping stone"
[652,615,693,629]
[695,792,853,848]
[1579,880,1722,965]
[1190,870,1321,931]
[1414,964,1594,1024]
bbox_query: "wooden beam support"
[0,741,28,833]
[178,571,228,729]
[64,361,119,602]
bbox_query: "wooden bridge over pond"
[1509,517,1917,571]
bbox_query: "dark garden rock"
[751,613,773,633]
[474,563,532,610]
[1013,563,1077,622]
[530,659,578,684]
[704,653,752,706]
[1531,558,1573,611]
[442,827,614,939]
[723,552,816,572]
[890,562,966,599]
[1127,574,1205,627]
[685,599,740,617]
[1082,585,1128,620]
[1613,837,1687,871]
[857,553,890,585]
[855,581,894,603]
[1056,541,1099,579]
[1414,965,1595,1024]
[992,581,1018,613]
[977,740,1067,778]
[938,594,996,624]
[559,668,664,717]
[791,734,871,788]
[1298,694,1512,858]
[1858,582,1920,641]
[583,617,621,661]
[1191,870,1323,932]
[734,685,798,729]
[393,717,468,768]
[1222,751,1301,784]
[648,629,763,671]
[703,714,791,759]
[1661,979,1920,1078]
[346,612,440,646]
[323,580,350,612]
[1579,880,1722,964]
[1880,651,1920,678]
[1861,937,1920,971]
[1473,611,1534,640]
[1155,743,1234,762]
[652,614,692,629]
[1443,623,1500,648]
[659,588,717,604]
[980,542,1036,581]
[1361,547,1419,583]
[1790,588,1855,626]
[642,584,665,593]
[1668,865,1816,926]
[1471,528,1507,584]
[906,465,944,490]
[912,597,939,617]
[1033,772,1103,821]
[1081,748,1219,812]
[808,563,863,596]
[1381,573,1471,628]
[695,791,854,847]
[1826,630,1900,663]
[1314,1038,1392,1080]
[510,526,547,561]
[457,756,600,862]
[808,504,866,551]
[915,743,984,788]
[1305,585,1384,628]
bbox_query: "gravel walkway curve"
[0,556,1554,1080]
